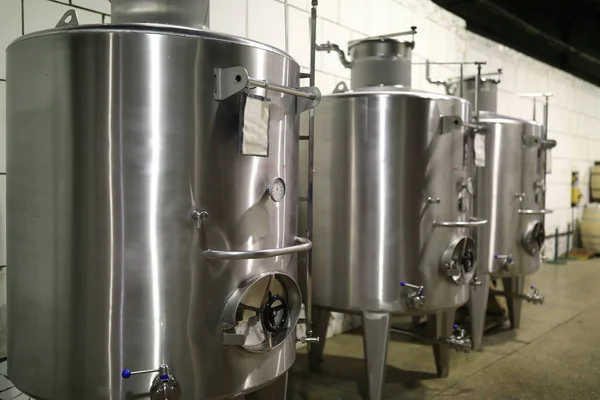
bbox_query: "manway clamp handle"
[433,218,487,228]
[203,237,312,260]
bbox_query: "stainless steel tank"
[6,5,319,399]
[304,35,484,400]
[464,77,554,350]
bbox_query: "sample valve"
[445,324,472,352]
[400,281,426,309]
[122,364,181,400]
[494,254,513,269]
[524,285,544,305]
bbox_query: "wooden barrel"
[580,204,600,252]
[590,163,600,201]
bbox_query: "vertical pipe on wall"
[284,0,290,53]
[305,0,318,340]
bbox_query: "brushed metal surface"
[111,0,210,28]
[348,39,412,89]
[301,87,473,315]
[475,112,544,278]
[7,25,301,400]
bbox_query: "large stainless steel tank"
[304,36,484,400]
[6,5,318,399]
[464,76,553,350]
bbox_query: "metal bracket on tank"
[55,9,79,27]
[214,67,321,113]
[440,115,463,134]
[522,133,541,148]
[333,81,349,93]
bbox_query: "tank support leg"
[469,274,490,350]
[362,311,391,400]
[503,276,525,329]
[428,309,456,378]
[307,307,330,372]
[245,372,288,400]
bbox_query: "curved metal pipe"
[315,42,353,68]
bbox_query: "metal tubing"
[305,0,318,339]
[474,64,481,125]
[315,42,352,68]
[247,78,316,100]
[433,218,487,228]
[284,0,290,53]
[203,237,312,260]
[518,209,553,215]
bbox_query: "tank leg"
[245,372,288,400]
[469,274,491,351]
[428,309,456,378]
[307,307,330,372]
[362,311,391,400]
[503,276,525,329]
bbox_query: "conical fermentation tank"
[302,34,485,400]
[6,1,320,399]
[464,76,556,350]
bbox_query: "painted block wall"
[0,0,598,393]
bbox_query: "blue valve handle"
[121,368,160,379]
[400,282,424,295]
[453,324,459,330]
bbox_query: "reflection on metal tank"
[303,34,485,399]
[464,75,554,351]
[6,20,316,400]
[475,113,546,277]
[311,88,475,314]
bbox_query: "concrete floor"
[288,259,600,400]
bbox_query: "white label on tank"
[475,133,486,167]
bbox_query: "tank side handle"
[432,218,487,228]
[203,236,312,260]
[518,209,553,215]
[214,67,321,113]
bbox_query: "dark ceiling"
[432,0,600,86]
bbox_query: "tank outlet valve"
[298,336,320,344]
[470,275,483,287]
[525,285,544,305]
[445,324,472,352]
[122,364,182,400]
[494,254,514,269]
[400,281,426,309]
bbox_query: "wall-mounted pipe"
[110,0,210,29]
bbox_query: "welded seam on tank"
[149,35,163,366]
[377,98,387,298]
[107,38,115,395]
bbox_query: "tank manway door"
[441,237,477,284]
[221,272,302,352]
[522,221,546,255]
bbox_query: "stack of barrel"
[581,162,600,252]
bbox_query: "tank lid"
[348,38,413,61]
[110,0,210,29]
[9,23,297,63]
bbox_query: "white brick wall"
[0,0,598,368]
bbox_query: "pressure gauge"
[268,178,286,202]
